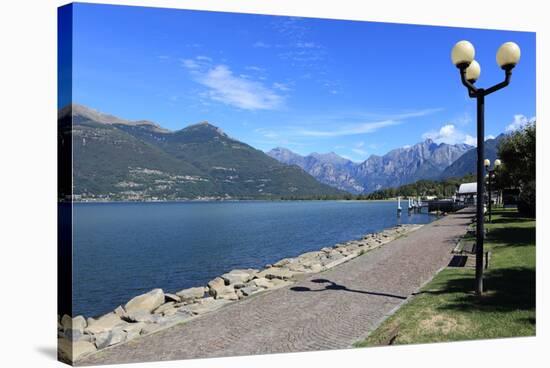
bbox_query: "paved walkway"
[80,210,473,365]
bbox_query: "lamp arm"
[459,67,478,96]
[484,68,512,96]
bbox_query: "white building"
[457,182,477,205]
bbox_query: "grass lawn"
[355,208,535,347]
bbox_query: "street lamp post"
[485,159,502,223]
[451,40,520,295]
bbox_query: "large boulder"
[58,338,97,362]
[72,316,87,332]
[60,315,72,330]
[161,306,178,317]
[211,285,238,300]
[207,277,237,299]
[153,302,175,315]
[286,262,310,273]
[273,258,294,267]
[220,269,257,285]
[296,251,323,261]
[256,267,297,280]
[114,305,127,318]
[176,287,206,302]
[240,286,263,297]
[164,293,181,303]
[207,277,224,291]
[94,328,127,349]
[64,330,94,343]
[85,313,127,334]
[123,322,146,340]
[62,315,88,340]
[125,310,162,323]
[250,277,273,289]
[288,259,324,273]
[124,289,165,314]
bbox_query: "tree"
[497,123,536,217]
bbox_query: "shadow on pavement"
[290,278,407,300]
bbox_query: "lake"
[71,200,435,317]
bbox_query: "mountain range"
[59,104,343,200]
[60,104,506,200]
[267,148,364,193]
[268,140,474,194]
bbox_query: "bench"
[451,239,491,269]
[453,239,477,254]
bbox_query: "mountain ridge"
[61,103,503,199]
[268,139,472,193]
[60,104,344,200]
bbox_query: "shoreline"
[58,222,424,363]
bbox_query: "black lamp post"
[451,40,520,295]
[484,158,502,223]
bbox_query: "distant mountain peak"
[310,151,351,165]
[60,103,170,133]
[184,121,227,137]
[268,148,363,193]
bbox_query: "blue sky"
[65,3,536,162]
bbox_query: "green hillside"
[62,104,343,200]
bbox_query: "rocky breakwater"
[58,224,422,363]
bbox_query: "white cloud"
[505,114,536,132]
[182,57,283,110]
[391,108,444,120]
[181,58,200,70]
[288,108,440,138]
[464,135,477,146]
[297,120,400,137]
[422,124,475,145]
[200,66,283,110]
